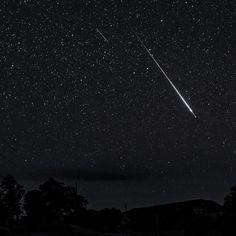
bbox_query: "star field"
[0,0,235,208]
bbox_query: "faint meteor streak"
[132,29,197,118]
[96,28,108,42]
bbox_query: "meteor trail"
[96,28,108,42]
[131,29,197,118]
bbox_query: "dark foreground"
[2,198,236,236]
[1,175,236,236]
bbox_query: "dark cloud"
[14,168,148,182]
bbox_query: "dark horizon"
[1,174,236,236]
[0,168,233,210]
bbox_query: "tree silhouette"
[0,175,24,226]
[224,185,236,212]
[24,178,87,229]
[0,197,8,226]
[24,189,44,229]
[221,185,236,234]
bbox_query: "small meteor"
[96,28,108,42]
[131,29,197,118]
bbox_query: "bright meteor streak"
[132,29,197,118]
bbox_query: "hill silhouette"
[123,199,222,234]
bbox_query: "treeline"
[0,175,122,233]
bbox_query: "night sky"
[0,0,235,209]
